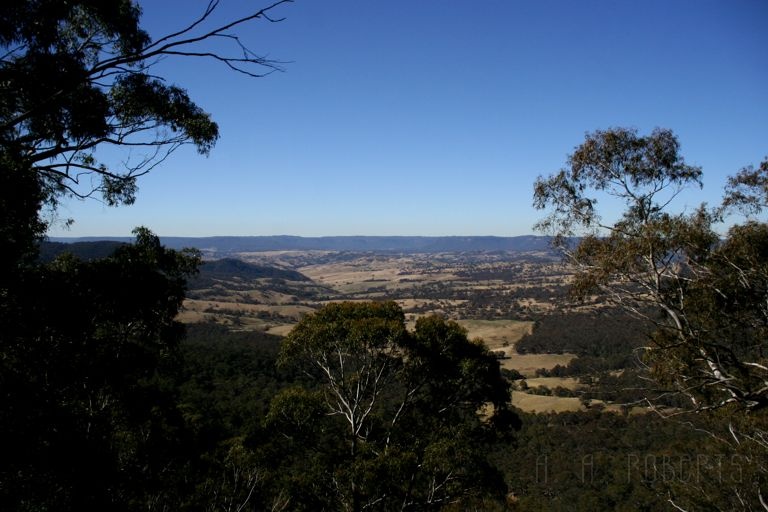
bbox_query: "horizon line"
[47,233,547,240]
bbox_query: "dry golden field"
[523,377,582,390]
[501,354,577,378]
[509,391,631,414]
[510,391,585,413]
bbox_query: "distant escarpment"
[48,235,556,255]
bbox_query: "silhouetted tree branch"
[1,0,292,209]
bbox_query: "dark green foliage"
[516,309,651,369]
[533,127,703,236]
[722,157,768,216]
[180,323,300,440]
[575,369,687,408]
[0,155,48,271]
[1,0,288,209]
[0,2,299,510]
[496,409,768,512]
[496,411,693,511]
[534,127,768,412]
[0,0,217,205]
[516,308,655,390]
[0,229,200,510]
[645,219,768,411]
[175,324,306,511]
[533,127,768,508]
[271,301,518,510]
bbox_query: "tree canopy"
[1,0,291,212]
[534,127,768,508]
[0,228,201,509]
[0,2,293,510]
[534,128,768,412]
[269,301,517,510]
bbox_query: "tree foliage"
[722,158,768,216]
[270,301,517,510]
[1,0,291,209]
[0,2,293,509]
[0,228,200,510]
[534,128,768,413]
[533,127,703,238]
[534,127,768,508]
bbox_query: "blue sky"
[48,0,768,237]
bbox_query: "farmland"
[179,249,629,413]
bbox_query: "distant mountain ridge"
[47,235,554,253]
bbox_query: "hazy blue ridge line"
[46,235,558,253]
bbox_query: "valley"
[179,249,635,414]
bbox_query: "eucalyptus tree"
[1,0,293,268]
[533,127,767,413]
[0,228,201,510]
[534,127,768,509]
[268,301,516,511]
[1,0,291,210]
[0,2,293,509]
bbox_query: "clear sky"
[47,0,768,237]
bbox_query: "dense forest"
[180,322,765,511]
[516,309,651,371]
